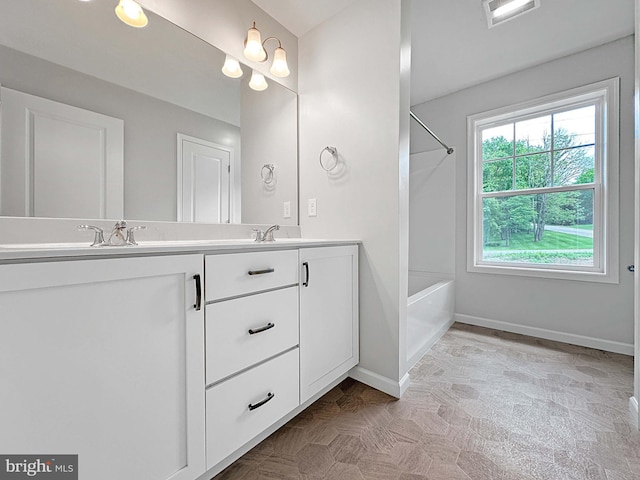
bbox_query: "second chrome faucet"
[253,224,280,242]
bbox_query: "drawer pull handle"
[193,274,202,311]
[248,392,275,411]
[248,268,275,276]
[248,322,275,335]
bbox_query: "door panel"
[178,135,231,223]
[0,87,124,218]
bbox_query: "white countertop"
[0,238,361,262]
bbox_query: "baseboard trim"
[349,366,410,399]
[455,313,634,356]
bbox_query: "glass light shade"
[243,25,267,62]
[269,47,290,78]
[115,0,148,28]
[221,55,243,78]
[249,71,268,91]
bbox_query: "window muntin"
[468,79,618,282]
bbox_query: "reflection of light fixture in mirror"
[249,70,268,91]
[115,0,149,28]
[483,0,539,28]
[242,21,290,78]
[221,55,244,78]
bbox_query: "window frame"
[466,78,619,283]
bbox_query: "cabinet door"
[299,245,359,403]
[0,255,205,480]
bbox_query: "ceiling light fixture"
[241,21,290,78]
[221,55,244,78]
[483,0,539,28]
[115,0,149,28]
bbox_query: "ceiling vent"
[483,0,540,28]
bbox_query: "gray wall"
[0,45,241,222]
[410,36,635,351]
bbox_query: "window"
[467,79,619,282]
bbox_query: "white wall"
[411,37,635,353]
[409,150,456,277]
[140,0,298,92]
[241,80,298,226]
[298,0,412,396]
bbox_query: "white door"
[299,245,359,403]
[178,134,231,223]
[0,255,206,480]
[0,87,124,218]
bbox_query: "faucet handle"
[252,228,264,242]
[77,225,105,247]
[126,225,147,245]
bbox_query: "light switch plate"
[308,198,317,217]
[283,201,291,219]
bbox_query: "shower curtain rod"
[409,110,454,155]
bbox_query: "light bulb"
[221,55,243,78]
[249,71,268,91]
[115,0,148,28]
[493,0,530,18]
[269,47,290,78]
[243,23,267,62]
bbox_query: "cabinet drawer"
[206,348,299,469]
[205,286,299,384]
[205,250,298,301]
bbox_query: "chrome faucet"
[262,224,280,242]
[252,224,280,242]
[108,220,128,246]
[78,220,146,247]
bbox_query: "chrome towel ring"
[261,164,275,184]
[319,146,338,172]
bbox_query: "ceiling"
[252,0,635,106]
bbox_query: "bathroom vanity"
[0,240,358,480]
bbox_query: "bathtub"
[407,273,455,370]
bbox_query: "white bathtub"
[407,273,455,370]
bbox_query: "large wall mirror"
[0,0,298,225]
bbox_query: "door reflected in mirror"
[0,0,298,225]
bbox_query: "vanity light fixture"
[115,0,149,28]
[249,70,269,91]
[483,0,539,28]
[242,21,290,78]
[221,55,244,78]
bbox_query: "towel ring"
[319,146,338,172]
[261,164,275,184]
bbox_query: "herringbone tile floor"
[214,323,638,479]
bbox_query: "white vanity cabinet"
[0,255,206,480]
[299,245,359,403]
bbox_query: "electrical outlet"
[283,201,291,219]
[308,198,317,217]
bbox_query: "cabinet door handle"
[248,268,275,276]
[248,322,275,335]
[248,392,275,411]
[193,274,202,311]
[302,261,309,287]
[628,265,635,273]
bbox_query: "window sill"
[467,262,619,284]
